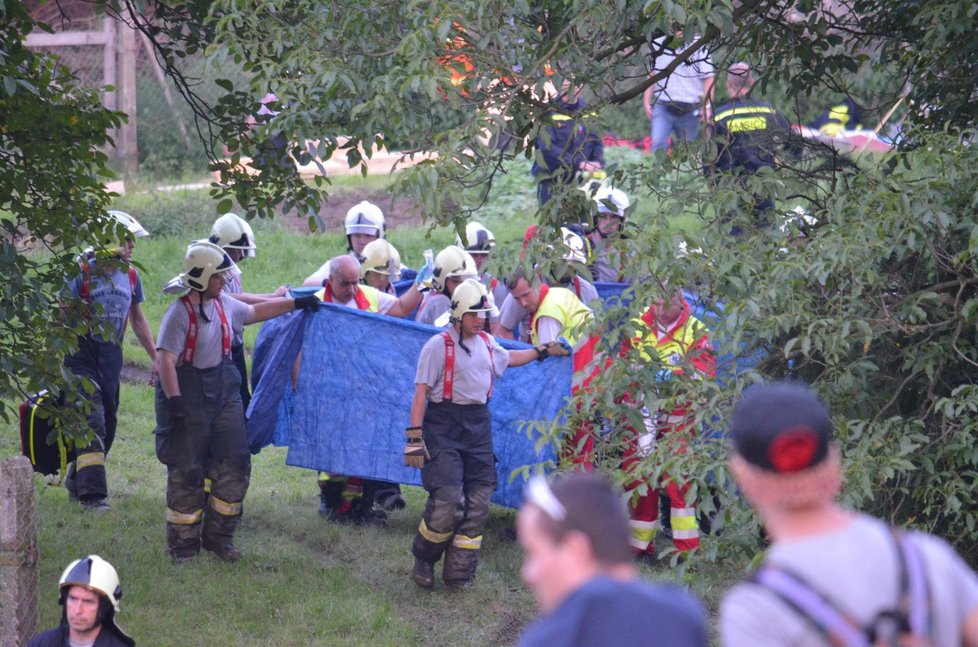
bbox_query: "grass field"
[3,154,745,646]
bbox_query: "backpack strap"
[180,296,231,365]
[891,529,932,641]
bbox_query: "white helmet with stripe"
[209,212,256,258]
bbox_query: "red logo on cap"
[767,426,819,473]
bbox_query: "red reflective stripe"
[441,332,493,401]
[79,261,90,302]
[573,275,582,298]
[490,277,498,291]
[179,296,230,365]
[442,332,455,400]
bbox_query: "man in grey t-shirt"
[721,383,978,646]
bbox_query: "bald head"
[726,62,755,98]
[328,255,361,303]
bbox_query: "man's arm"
[535,316,564,345]
[409,383,431,428]
[387,285,424,319]
[231,288,288,304]
[246,297,299,324]
[158,350,180,398]
[128,303,159,385]
[963,607,978,647]
[701,74,715,122]
[508,348,540,367]
[643,85,654,121]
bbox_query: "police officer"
[29,555,135,647]
[406,279,568,589]
[155,241,321,563]
[64,210,158,510]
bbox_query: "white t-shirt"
[157,294,253,369]
[721,513,978,647]
[415,328,510,405]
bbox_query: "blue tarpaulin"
[247,303,572,508]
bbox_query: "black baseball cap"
[730,382,832,474]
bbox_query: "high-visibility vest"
[322,283,380,313]
[530,285,592,347]
[630,307,715,378]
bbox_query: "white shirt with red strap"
[414,327,510,405]
[156,294,252,370]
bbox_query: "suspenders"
[179,296,231,365]
[440,331,494,402]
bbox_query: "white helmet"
[163,241,240,294]
[209,213,256,258]
[450,278,499,322]
[593,186,630,219]
[344,201,386,237]
[560,227,589,265]
[456,222,496,255]
[59,555,123,613]
[431,246,478,293]
[360,239,402,281]
[103,210,148,255]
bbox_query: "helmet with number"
[179,241,239,292]
[209,213,256,258]
[593,186,630,219]
[450,278,499,322]
[456,222,496,255]
[431,246,478,293]
[560,227,590,265]
[344,201,386,238]
[360,239,402,282]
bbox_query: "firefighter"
[208,212,287,412]
[344,200,386,260]
[585,185,631,283]
[506,268,593,347]
[63,210,158,511]
[28,555,134,647]
[406,279,568,589]
[414,245,479,326]
[456,221,509,307]
[624,287,716,557]
[155,241,321,563]
[359,238,402,295]
[310,254,427,523]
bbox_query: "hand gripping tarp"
[247,303,571,508]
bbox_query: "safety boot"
[412,558,435,589]
[202,539,242,562]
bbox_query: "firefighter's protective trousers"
[412,401,496,586]
[63,336,123,502]
[154,360,250,558]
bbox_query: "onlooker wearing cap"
[515,472,707,647]
[721,382,978,647]
[704,63,791,232]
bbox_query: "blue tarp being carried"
[247,303,572,508]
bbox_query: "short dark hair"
[534,473,633,566]
[506,268,540,292]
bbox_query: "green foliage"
[0,3,127,439]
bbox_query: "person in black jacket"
[532,81,605,207]
[705,63,791,232]
[29,555,135,647]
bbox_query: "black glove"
[535,340,570,361]
[167,395,187,431]
[294,295,320,310]
[404,427,429,469]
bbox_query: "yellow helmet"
[360,239,402,281]
[450,278,499,322]
[431,246,478,292]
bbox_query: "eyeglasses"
[525,475,566,521]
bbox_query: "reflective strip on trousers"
[451,534,482,550]
[418,518,453,545]
[670,507,699,539]
[629,519,658,551]
[76,452,105,470]
[167,508,203,525]
[209,495,242,517]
